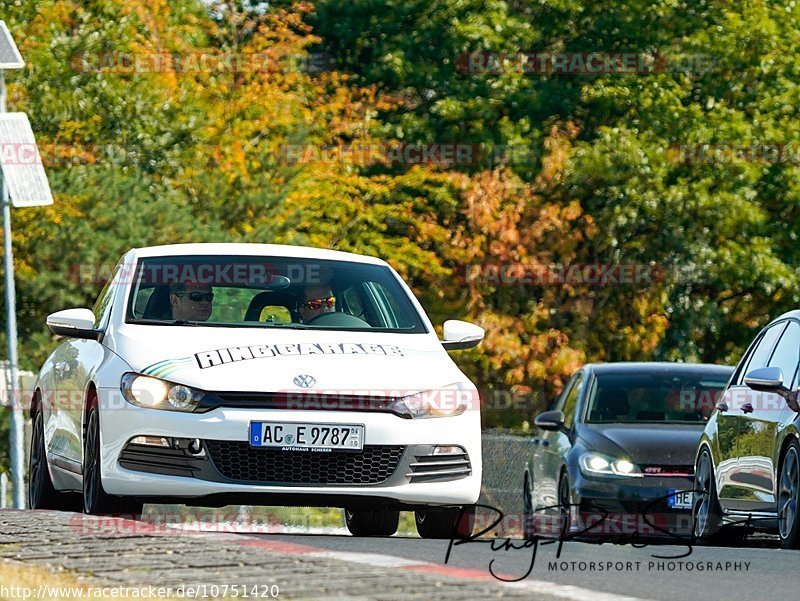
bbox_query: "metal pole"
[1,69,25,508]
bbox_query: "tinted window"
[91,264,120,328]
[767,321,800,387]
[585,369,732,423]
[562,373,584,428]
[126,255,427,333]
[741,322,786,379]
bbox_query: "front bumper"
[563,472,696,537]
[97,388,482,507]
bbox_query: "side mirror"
[744,367,785,392]
[46,308,102,341]
[441,320,485,351]
[534,409,566,432]
[745,366,799,412]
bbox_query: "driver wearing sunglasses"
[299,284,336,323]
[169,283,214,322]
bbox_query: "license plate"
[667,490,693,509]
[249,421,364,452]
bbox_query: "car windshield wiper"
[238,322,310,329]
[131,319,204,326]
[131,318,311,329]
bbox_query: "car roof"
[768,310,800,325]
[128,243,388,266]
[582,361,734,375]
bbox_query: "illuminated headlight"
[579,452,643,478]
[121,373,204,412]
[389,384,474,419]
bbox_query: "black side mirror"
[534,409,566,432]
[744,367,799,412]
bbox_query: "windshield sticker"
[195,343,404,368]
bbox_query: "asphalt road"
[253,531,800,601]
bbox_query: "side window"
[767,321,800,388]
[91,265,121,329]
[342,286,365,319]
[554,374,578,412]
[739,322,786,382]
[561,373,585,428]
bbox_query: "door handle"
[741,402,754,414]
[54,361,70,374]
[715,402,728,412]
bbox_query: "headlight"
[388,384,474,419]
[121,373,204,412]
[579,452,643,478]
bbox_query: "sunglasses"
[176,291,214,302]
[303,296,335,310]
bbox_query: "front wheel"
[28,408,81,511]
[778,441,800,549]
[344,507,399,536]
[83,407,142,518]
[523,471,537,540]
[415,506,475,539]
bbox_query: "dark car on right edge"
[694,310,800,548]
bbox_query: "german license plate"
[249,421,364,451]
[667,489,693,509]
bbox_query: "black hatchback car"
[694,311,800,549]
[523,362,733,539]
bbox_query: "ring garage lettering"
[194,342,404,369]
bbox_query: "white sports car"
[28,243,484,537]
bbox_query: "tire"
[523,471,537,540]
[83,407,143,518]
[557,473,571,536]
[778,441,800,550]
[415,506,475,539]
[344,507,399,536]
[28,409,82,511]
[693,449,725,542]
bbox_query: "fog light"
[433,445,463,455]
[130,436,170,447]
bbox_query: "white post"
[0,472,7,508]
[1,69,26,509]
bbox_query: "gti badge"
[293,374,316,388]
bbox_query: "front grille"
[407,450,471,483]
[204,440,405,485]
[199,392,400,414]
[641,465,694,477]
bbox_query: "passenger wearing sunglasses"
[298,285,336,323]
[169,283,214,321]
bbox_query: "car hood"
[111,324,465,394]
[580,423,704,467]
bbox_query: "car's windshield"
[585,369,731,423]
[125,255,427,333]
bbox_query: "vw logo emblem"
[293,374,316,388]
